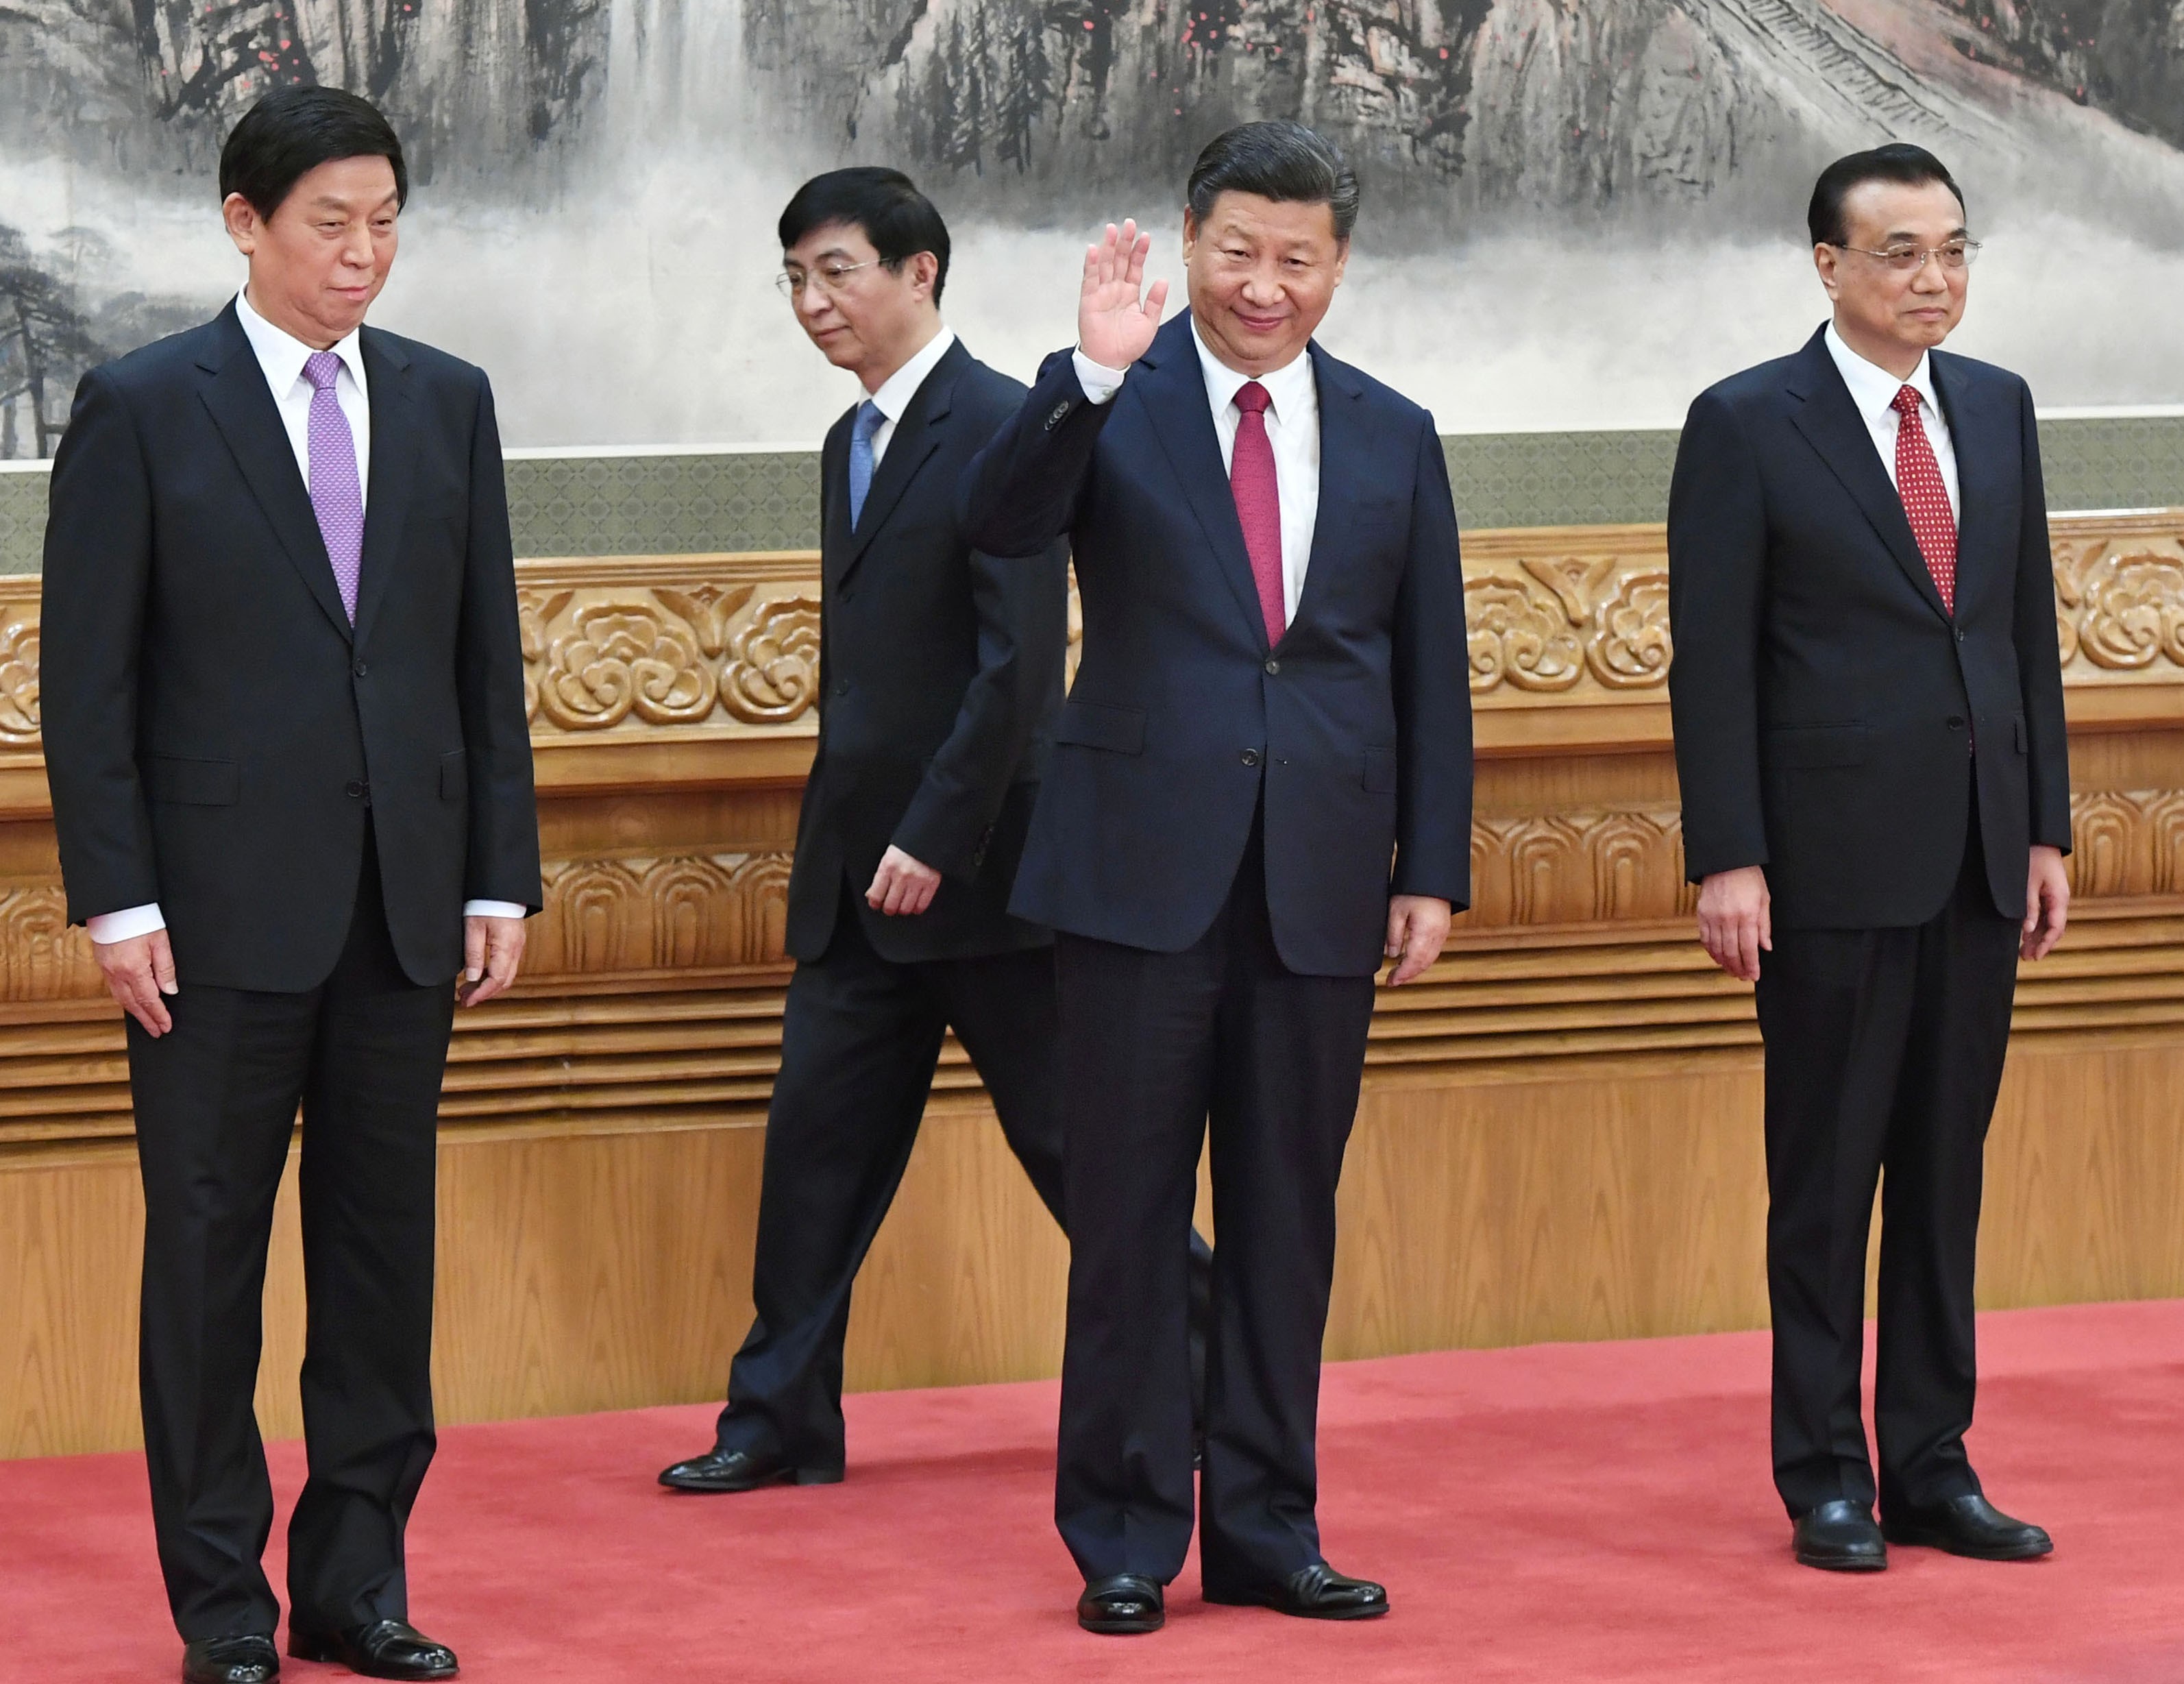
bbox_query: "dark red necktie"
[1229,380,1286,646]
[1892,385,1956,613]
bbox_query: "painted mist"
[3,0,2183,454]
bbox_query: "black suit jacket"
[1667,326,2071,929]
[40,303,541,991]
[959,310,1473,978]
[785,337,1070,966]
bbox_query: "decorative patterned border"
[5,414,2179,574]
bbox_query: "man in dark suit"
[41,88,539,1684]
[1668,143,2070,1574]
[658,169,1211,1498]
[961,123,1473,1633]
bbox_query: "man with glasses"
[1668,143,2071,1573]
[659,168,1211,1496]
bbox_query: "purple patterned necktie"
[304,350,363,623]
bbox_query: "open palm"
[1079,219,1170,369]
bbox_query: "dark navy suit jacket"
[1667,326,2071,929]
[786,338,1070,965]
[960,310,1473,977]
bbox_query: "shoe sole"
[1793,1548,1888,1571]
[1079,1614,1165,1635]
[658,1466,844,1493]
[1203,1591,1390,1620]
[1880,1527,2052,1561]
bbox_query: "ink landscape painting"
[3,0,2183,454]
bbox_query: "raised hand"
[1078,219,1170,370]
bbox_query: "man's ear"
[1813,243,1841,300]
[910,249,941,300]
[222,192,262,256]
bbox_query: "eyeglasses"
[776,259,881,299]
[1831,240,1982,273]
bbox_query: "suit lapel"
[820,413,854,588]
[195,305,354,642]
[349,329,417,646]
[1928,351,2006,615]
[1785,330,1951,626]
[1136,311,1271,650]
[839,339,965,584]
[1285,341,1365,649]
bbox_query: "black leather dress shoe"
[1883,1493,2052,1560]
[1077,1573,1165,1635]
[1206,1563,1390,1620]
[657,1445,844,1493]
[287,1619,457,1681]
[182,1634,278,1684]
[1793,1499,1888,1571]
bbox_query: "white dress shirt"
[89,291,523,944]
[861,325,956,467]
[1823,322,1960,521]
[1074,324,1321,626]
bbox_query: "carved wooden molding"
[0,513,2173,772]
[1461,513,2184,711]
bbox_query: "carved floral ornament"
[517,583,824,731]
[0,524,2176,744]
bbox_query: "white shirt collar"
[234,287,367,400]
[864,324,956,421]
[1192,319,1315,421]
[1824,321,1940,428]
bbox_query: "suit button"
[833,679,850,698]
[352,659,368,678]
[344,780,365,798]
[1044,401,1071,430]
[1956,629,1965,642]
[1240,748,1261,768]
[1264,658,1281,676]
[1947,716,1966,730]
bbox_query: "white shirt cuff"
[1072,350,1127,406]
[463,899,528,920]
[88,902,167,944]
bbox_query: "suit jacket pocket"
[440,748,468,801]
[1055,700,1146,755]
[143,754,238,806]
[1362,746,1399,793]
[1767,723,1869,769]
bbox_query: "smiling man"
[41,86,539,1684]
[960,121,1473,1634]
[1668,144,2070,1574]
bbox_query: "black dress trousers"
[1754,788,2022,1519]
[714,880,1074,1475]
[127,832,456,1641]
[1053,818,1377,1591]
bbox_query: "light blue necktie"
[846,400,885,528]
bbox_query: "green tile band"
[5,417,2181,574]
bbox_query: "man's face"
[223,155,400,347]
[782,222,937,386]
[1183,193,1347,376]
[1814,179,1970,364]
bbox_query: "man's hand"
[1078,219,1169,371]
[1697,865,1771,982]
[1384,895,1452,986]
[459,914,527,1007]
[2022,844,2070,961]
[95,928,177,1036]
[868,846,942,917]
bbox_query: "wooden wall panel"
[3,517,2181,1459]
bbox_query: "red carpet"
[5,1301,2182,1682]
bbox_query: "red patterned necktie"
[1229,380,1286,645]
[1891,385,1956,613]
